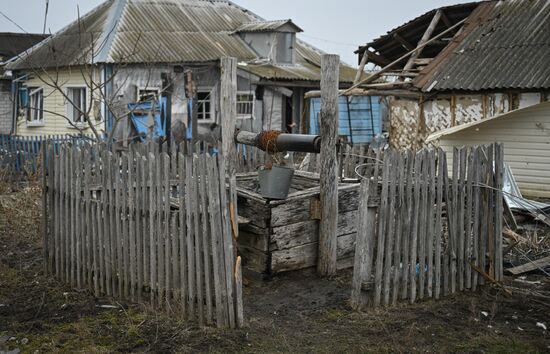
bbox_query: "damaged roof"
[356,2,479,67]
[359,0,550,92]
[7,0,353,83]
[415,0,550,92]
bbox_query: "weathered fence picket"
[43,143,243,328]
[351,144,504,309]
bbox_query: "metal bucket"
[258,165,295,200]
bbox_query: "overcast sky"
[0,0,474,65]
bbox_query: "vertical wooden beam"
[220,57,239,245]
[317,54,340,277]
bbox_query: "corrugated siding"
[438,104,550,198]
[16,68,104,137]
[309,96,382,144]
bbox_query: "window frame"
[26,87,44,127]
[236,91,255,120]
[65,86,88,128]
[196,88,214,123]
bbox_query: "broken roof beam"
[342,17,466,96]
[354,50,369,84]
[393,33,414,51]
[401,9,443,79]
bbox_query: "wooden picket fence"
[43,143,243,328]
[351,144,504,308]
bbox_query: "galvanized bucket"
[258,165,294,200]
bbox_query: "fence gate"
[43,143,243,328]
[351,144,504,308]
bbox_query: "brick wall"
[0,80,13,134]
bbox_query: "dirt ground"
[1,186,549,353]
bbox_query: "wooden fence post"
[318,54,340,277]
[220,57,239,245]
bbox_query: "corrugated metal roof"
[0,33,48,62]
[416,0,550,92]
[8,0,353,83]
[234,19,303,33]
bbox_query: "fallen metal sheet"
[503,164,550,214]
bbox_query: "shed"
[427,101,550,198]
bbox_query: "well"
[237,170,361,275]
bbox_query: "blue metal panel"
[309,96,382,144]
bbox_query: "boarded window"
[276,33,295,64]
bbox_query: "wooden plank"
[318,54,340,277]
[434,149,444,299]
[409,152,422,303]
[458,147,467,291]
[383,153,397,306]
[351,178,371,309]
[48,143,55,275]
[42,141,49,275]
[450,147,459,294]
[84,146,92,289]
[374,154,390,307]
[128,152,136,300]
[206,155,227,327]
[178,153,188,317]
[401,150,414,300]
[170,152,179,305]
[426,150,436,298]
[217,155,236,328]
[99,150,108,295]
[70,147,75,287]
[157,153,165,307]
[184,154,196,320]
[137,155,145,301]
[271,233,357,273]
[163,153,171,308]
[191,155,205,326]
[199,155,214,325]
[54,149,61,278]
[494,144,504,281]
[391,153,405,305]
[122,155,130,298]
[103,151,112,296]
[465,148,474,289]
[418,151,428,300]
[471,147,480,290]
[75,148,82,288]
[149,153,157,304]
[234,256,244,328]
[505,256,550,275]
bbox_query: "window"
[196,90,213,122]
[237,92,255,119]
[137,87,160,102]
[66,87,87,124]
[27,88,44,124]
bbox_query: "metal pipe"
[235,130,321,154]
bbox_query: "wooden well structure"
[236,171,361,275]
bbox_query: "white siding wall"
[439,103,550,198]
[16,67,104,136]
